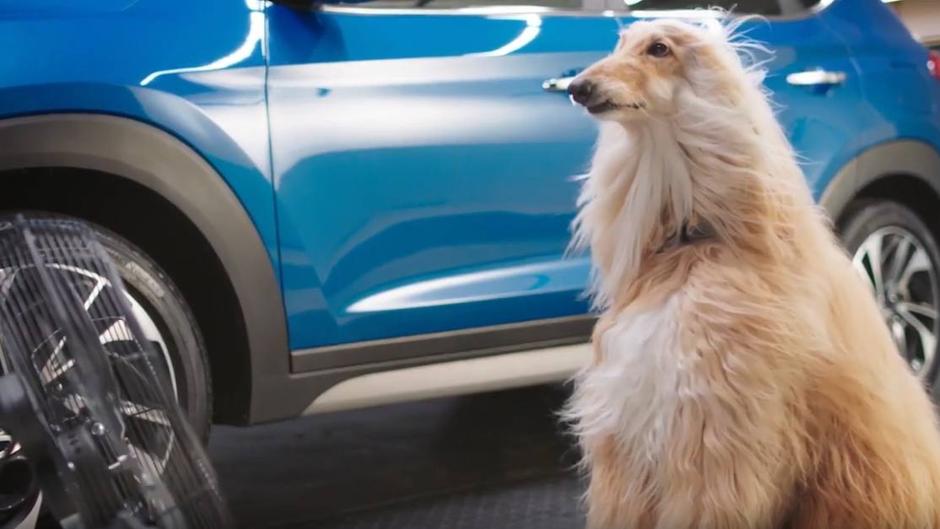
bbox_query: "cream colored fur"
[565,18,940,529]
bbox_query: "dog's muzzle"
[567,79,644,115]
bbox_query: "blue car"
[1,0,938,435]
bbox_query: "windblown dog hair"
[565,16,940,529]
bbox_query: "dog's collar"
[659,221,715,253]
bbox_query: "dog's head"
[569,18,749,123]
[570,17,802,308]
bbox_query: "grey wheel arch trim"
[0,113,290,424]
[820,140,940,221]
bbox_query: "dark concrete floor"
[209,384,585,529]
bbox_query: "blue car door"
[265,0,859,363]
[267,1,617,358]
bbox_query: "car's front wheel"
[9,214,212,440]
[842,200,940,385]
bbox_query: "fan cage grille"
[0,217,230,529]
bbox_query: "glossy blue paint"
[267,7,619,348]
[821,0,940,167]
[2,0,938,356]
[0,0,279,278]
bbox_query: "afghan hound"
[564,17,940,529]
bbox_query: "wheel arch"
[821,140,940,234]
[0,114,290,425]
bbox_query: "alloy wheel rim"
[852,226,939,377]
[0,264,178,470]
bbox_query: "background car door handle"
[543,76,575,92]
[786,69,846,87]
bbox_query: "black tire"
[840,200,940,389]
[16,213,212,439]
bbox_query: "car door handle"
[543,76,575,92]
[786,69,846,87]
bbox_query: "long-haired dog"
[564,17,940,529]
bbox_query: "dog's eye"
[646,41,671,58]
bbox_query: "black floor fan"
[0,216,231,529]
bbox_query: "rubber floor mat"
[312,475,585,529]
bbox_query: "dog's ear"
[681,44,742,106]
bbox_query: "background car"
[1,0,938,436]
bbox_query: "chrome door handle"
[786,69,846,87]
[543,76,575,92]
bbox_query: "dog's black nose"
[567,79,595,106]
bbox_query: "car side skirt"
[304,341,590,414]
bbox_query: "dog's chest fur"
[574,294,695,460]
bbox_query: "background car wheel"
[14,213,212,440]
[841,200,940,388]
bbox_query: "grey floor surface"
[209,384,585,529]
